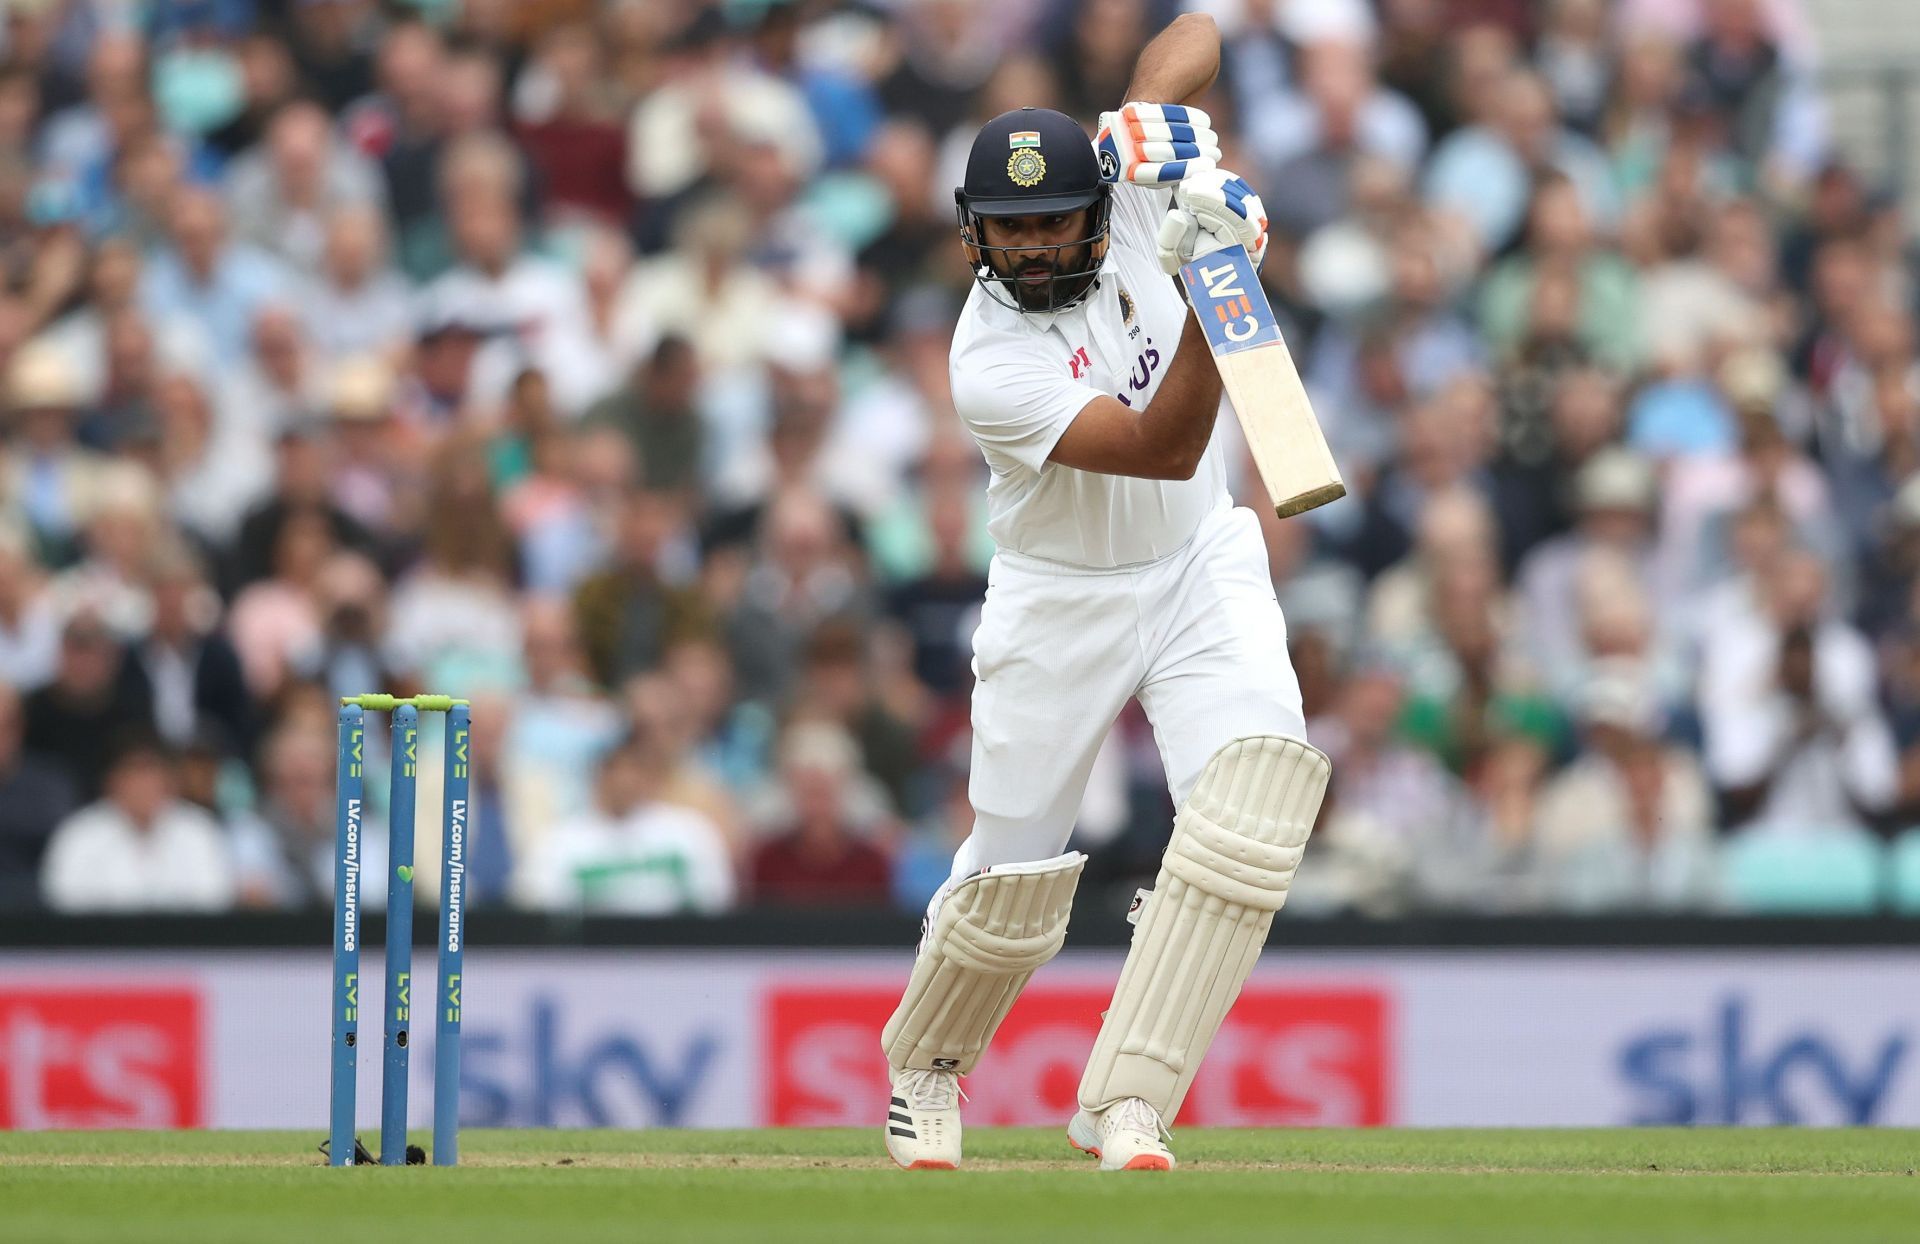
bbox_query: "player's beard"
[994,240,1098,312]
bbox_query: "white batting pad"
[1078,736,1329,1120]
[882,852,1086,1074]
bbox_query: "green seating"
[1722,827,1884,914]
[1889,829,1920,914]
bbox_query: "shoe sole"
[897,1159,958,1171]
[1067,1111,1174,1170]
[1117,1154,1171,1171]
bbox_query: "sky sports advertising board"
[0,949,1913,1130]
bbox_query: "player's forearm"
[1136,314,1224,478]
[1046,316,1222,480]
[1122,13,1220,106]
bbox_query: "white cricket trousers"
[951,499,1308,879]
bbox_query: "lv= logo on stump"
[328,694,473,1167]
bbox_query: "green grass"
[2,1128,1916,1243]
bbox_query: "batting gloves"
[1096,102,1221,187]
[1155,168,1269,276]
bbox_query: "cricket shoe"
[886,1066,963,1170]
[1067,1097,1176,1171]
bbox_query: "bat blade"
[1178,246,1345,518]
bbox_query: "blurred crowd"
[0,0,1916,919]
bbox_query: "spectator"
[47,460,161,640]
[23,611,153,800]
[40,30,147,189]
[0,1,1903,919]
[1490,366,1625,567]
[1253,36,1428,237]
[1479,174,1641,372]
[204,32,301,160]
[0,520,60,691]
[499,597,623,866]
[750,722,893,907]
[1636,196,1775,378]
[1423,68,1617,256]
[1366,484,1501,676]
[384,439,523,690]
[722,487,871,703]
[42,239,201,410]
[893,757,972,913]
[1396,549,1562,776]
[515,422,634,596]
[1343,379,1497,579]
[301,548,392,699]
[664,634,774,797]
[138,185,290,369]
[232,724,388,910]
[148,367,272,548]
[324,353,416,534]
[227,423,377,595]
[1683,0,1828,191]
[0,681,78,907]
[1701,550,1896,833]
[1375,0,1467,139]
[572,488,709,689]
[1304,209,1483,471]
[1302,659,1495,915]
[2,338,108,564]
[1532,664,1721,910]
[224,98,385,276]
[390,50,537,282]
[1054,0,1149,121]
[134,541,250,752]
[849,123,955,340]
[346,20,445,258]
[1537,0,1611,134]
[227,505,334,699]
[227,303,326,439]
[885,481,988,702]
[75,308,159,453]
[611,197,780,375]
[1515,448,1664,703]
[513,726,735,914]
[1655,351,1846,603]
[513,22,632,230]
[790,620,921,817]
[626,11,823,202]
[623,668,743,860]
[302,203,414,366]
[419,175,604,415]
[39,731,237,911]
[874,0,1000,138]
[285,0,377,115]
[584,335,706,497]
[708,304,862,520]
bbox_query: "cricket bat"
[1178,247,1345,518]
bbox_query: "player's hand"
[1096,102,1220,187]
[1155,168,1268,275]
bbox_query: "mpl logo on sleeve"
[0,987,205,1127]
[764,982,1391,1127]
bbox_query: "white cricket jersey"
[949,183,1230,569]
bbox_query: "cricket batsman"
[881,15,1330,1171]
